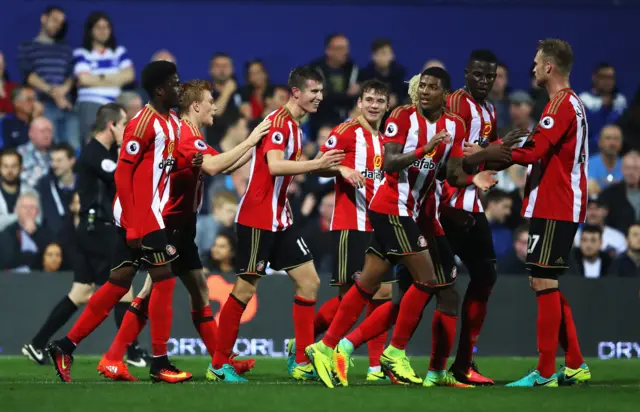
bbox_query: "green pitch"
[1,356,638,412]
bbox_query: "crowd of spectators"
[1,6,639,279]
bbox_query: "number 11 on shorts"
[527,234,540,254]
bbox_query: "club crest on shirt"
[540,116,555,129]
[385,122,398,137]
[482,121,492,137]
[417,235,428,248]
[194,139,207,150]
[167,140,175,155]
[126,141,140,155]
[373,155,382,168]
[272,131,284,144]
[325,135,338,149]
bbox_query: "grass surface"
[1,356,638,412]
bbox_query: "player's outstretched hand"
[317,149,345,170]
[191,152,203,167]
[247,119,272,146]
[424,130,451,154]
[481,143,512,164]
[463,142,482,157]
[502,128,530,147]
[473,170,498,192]
[340,167,365,189]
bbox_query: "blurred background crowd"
[1,1,639,279]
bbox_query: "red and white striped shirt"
[113,105,179,238]
[417,180,447,237]
[514,89,588,223]
[320,116,383,231]
[163,119,219,228]
[446,89,497,213]
[369,105,465,219]
[235,106,303,231]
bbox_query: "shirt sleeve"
[382,107,411,146]
[449,118,468,159]
[535,99,574,146]
[116,46,133,70]
[263,125,289,154]
[178,135,219,158]
[319,126,351,153]
[73,49,92,75]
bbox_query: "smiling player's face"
[297,79,323,114]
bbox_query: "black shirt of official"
[76,139,118,222]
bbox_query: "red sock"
[454,281,492,367]
[105,297,148,361]
[429,310,457,371]
[366,299,390,368]
[390,284,432,350]
[322,282,373,348]
[294,296,317,364]
[313,296,340,338]
[347,301,398,349]
[558,292,584,369]
[192,305,218,360]
[536,289,562,378]
[67,281,129,344]
[212,295,246,368]
[148,277,176,357]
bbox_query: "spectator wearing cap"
[588,125,624,192]
[488,62,510,130]
[567,225,613,278]
[574,198,626,256]
[579,63,627,154]
[358,39,407,109]
[610,223,640,277]
[599,151,640,234]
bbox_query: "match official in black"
[23,103,149,367]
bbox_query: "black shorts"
[111,228,179,271]
[168,227,203,275]
[330,230,395,286]
[74,222,116,285]
[235,223,313,276]
[395,235,457,290]
[366,211,429,264]
[441,211,496,265]
[526,218,578,277]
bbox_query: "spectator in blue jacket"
[36,142,75,235]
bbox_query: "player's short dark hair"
[288,66,324,91]
[94,102,125,132]
[537,39,574,75]
[371,39,392,53]
[325,33,346,48]
[141,60,178,98]
[514,223,529,240]
[50,142,75,159]
[359,79,390,100]
[486,189,511,204]
[594,62,613,74]
[421,67,451,92]
[0,148,23,166]
[582,224,603,238]
[468,49,498,66]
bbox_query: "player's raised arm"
[266,148,344,176]
[201,119,271,175]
